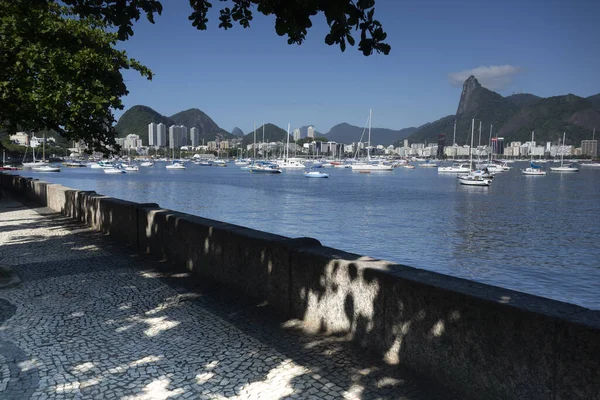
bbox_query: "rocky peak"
[456,75,482,115]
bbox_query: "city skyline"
[115,1,599,135]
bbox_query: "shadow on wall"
[1,172,599,400]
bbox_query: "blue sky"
[116,0,600,134]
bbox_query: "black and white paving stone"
[0,195,455,400]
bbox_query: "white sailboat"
[277,124,306,169]
[22,135,49,168]
[550,132,579,172]
[31,135,60,172]
[522,131,547,175]
[351,110,393,171]
[457,119,492,186]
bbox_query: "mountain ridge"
[406,76,600,146]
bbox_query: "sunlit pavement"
[0,194,454,400]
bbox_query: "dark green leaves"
[0,1,152,154]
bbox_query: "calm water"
[13,162,600,309]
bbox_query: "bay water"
[13,162,600,310]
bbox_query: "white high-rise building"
[307,126,315,139]
[169,125,182,149]
[123,134,142,149]
[190,127,200,147]
[157,123,167,147]
[148,122,158,146]
[180,125,188,146]
[293,128,301,141]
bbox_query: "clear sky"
[116,0,600,135]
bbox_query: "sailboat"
[31,135,60,172]
[22,135,49,168]
[277,124,306,169]
[521,131,547,175]
[457,119,492,186]
[351,110,393,171]
[550,132,579,172]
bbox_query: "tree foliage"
[1,0,389,153]
[60,0,390,56]
[0,1,152,153]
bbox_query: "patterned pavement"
[0,194,457,400]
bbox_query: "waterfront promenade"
[0,194,452,400]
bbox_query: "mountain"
[586,94,600,108]
[115,105,174,145]
[241,123,291,147]
[231,127,244,136]
[505,93,542,107]
[169,108,231,141]
[324,123,417,146]
[407,76,600,146]
[497,94,600,144]
[115,106,233,145]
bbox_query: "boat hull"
[457,175,492,186]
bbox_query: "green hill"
[169,108,232,142]
[324,123,417,146]
[505,93,542,107]
[115,105,174,145]
[498,94,600,144]
[586,94,600,108]
[241,123,291,147]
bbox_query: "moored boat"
[32,165,61,172]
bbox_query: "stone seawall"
[2,173,598,400]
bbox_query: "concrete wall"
[2,172,598,400]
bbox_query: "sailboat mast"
[469,118,474,169]
[262,122,265,160]
[367,109,372,161]
[561,132,566,167]
[286,123,290,160]
[488,125,493,162]
[253,122,256,160]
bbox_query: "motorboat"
[438,163,471,173]
[140,161,154,167]
[124,165,139,172]
[32,165,60,172]
[104,167,125,174]
[304,170,329,178]
[64,161,86,167]
[419,160,438,168]
[351,162,393,171]
[91,161,116,169]
[580,161,600,168]
[522,164,547,175]
[166,163,186,170]
[403,164,416,169]
[277,159,306,169]
[250,163,282,173]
